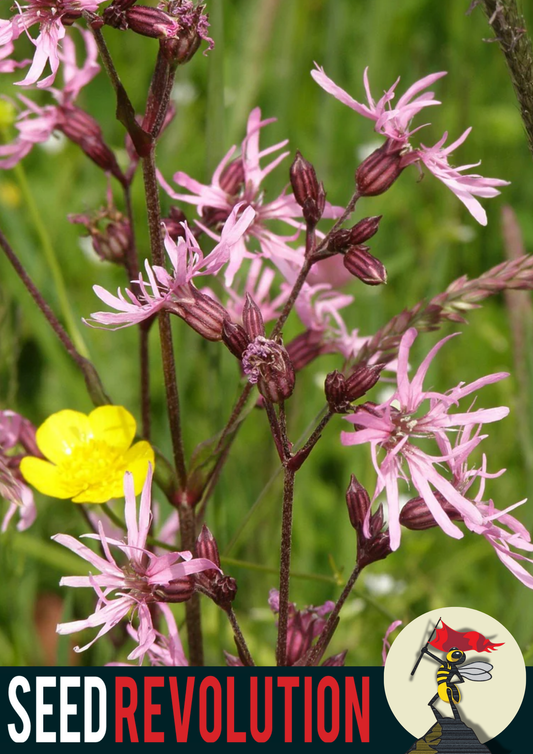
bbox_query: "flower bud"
[325,371,349,413]
[69,208,132,265]
[59,107,125,185]
[210,574,238,607]
[159,1,214,65]
[345,363,383,401]
[222,320,250,359]
[242,293,265,339]
[196,524,221,570]
[346,474,371,532]
[356,139,404,197]
[400,494,462,531]
[155,576,195,602]
[105,5,180,38]
[343,245,387,285]
[328,215,382,252]
[173,286,229,341]
[357,532,392,570]
[219,158,245,195]
[290,150,325,226]
[286,329,324,371]
[242,336,295,403]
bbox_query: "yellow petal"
[35,410,93,464]
[72,483,119,504]
[88,406,136,452]
[20,457,83,499]
[123,441,155,495]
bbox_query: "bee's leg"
[427,692,439,708]
[446,688,461,720]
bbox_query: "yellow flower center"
[56,439,123,492]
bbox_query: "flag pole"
[411,616,441,676]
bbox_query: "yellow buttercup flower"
[20,406,154,503]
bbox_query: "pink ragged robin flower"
[341,327,510,551]
[53,466,218,658]
[402,129,510,226]
[432,432,533,589]
[159,107,341,285]
[311,65,509,225]
[0,0,107,88]
[87,204,255,330]
[311,64,446,144]
[0,29,123,180]
[107,603,188,667]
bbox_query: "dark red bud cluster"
[222,295,295,404]
[344,476,392,569]
[325,364,383,413]
[290,151,326,227]
[69,209,132,265]
[356,139,405,197]
[195,526,237,608]
[328,216,383,253]
[399,493,462,531]
[343,245,387,285]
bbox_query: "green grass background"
[1,0,533,666]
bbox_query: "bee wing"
[460,662,493,681]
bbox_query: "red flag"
[429,621,504,653]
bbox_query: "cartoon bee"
[420,645,493,712]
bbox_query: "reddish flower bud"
[105,5,181,38]
[343,245,387,285]
[69,208,132,265]
[59,107,125,185]
[328,215,382,252]
[242,293,265,339]
[290,150,325,226]
[155,576,195,602]
[286,329,324,371]
[222,319,250,359]
[345,363,383,401]
[173,286,229,341]
[159,1,214,65]
[242,337,295,403]
[219,158,245,195]
[325,370,349,413]
[196,524,221,570]
[356,139,404,197]
[400,494,462,531]
[346,474,371,532]
[357,532,392,570]
[210,574,238,607]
